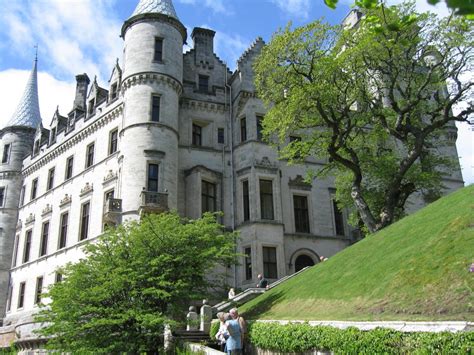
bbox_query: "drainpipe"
[225,67,237,288]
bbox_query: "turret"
[0,57,42,318]
[117,0,186,218]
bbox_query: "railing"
[104,198,122,214]
[213,266,312,314]
[140,191,168,212]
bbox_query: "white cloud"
[455,122,474,185]
[177,0,226,14]
[0,69,75,129]
[0,0,123,85]
[269,0,311,20]
[386,0,450,17]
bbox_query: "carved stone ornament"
[60,194,72,206]
[289,175,312,190]
[42,204,53,216]
[255,156,278,170]
[16,219,22,231]
[103,170,118,184]
[80,182,94,196]
[25,213,35,225]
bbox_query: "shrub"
[248,322,474,353]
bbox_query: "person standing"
[215,312,229,352]
[230,308,247,354]
[225,308,242,354]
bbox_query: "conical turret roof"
[7,58,42,128]
[130,0,179,20]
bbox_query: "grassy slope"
[241,185,474,321]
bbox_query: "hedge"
[245,322,474,354]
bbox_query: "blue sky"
[0,0,471,183]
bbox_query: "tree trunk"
[350,186,379,233]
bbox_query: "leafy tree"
[35,212,237,353]
[255,2,473,233]
[324,0,474,19]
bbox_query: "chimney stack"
[191,27,215,68]
[73,73,90,111]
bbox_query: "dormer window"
[154,38,163,62]
[50,127,57,144]
[88,98,95,116]
[198,75,209,93]
[33,140,40,156]
[110,83,118,101]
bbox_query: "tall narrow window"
[30,178,38,200]
[242,180,250,221]
[289,135,302,159]
[198,75,209,92]
[192,124,202,146]
[333,200,345,236]
[65,156,74,180]
[40,221,49,257]
[2,143,11,163]
[6,285,12,311]
[88,98,95,115]
[147,163,159,192]
[259,179,274,220]
[18,282,26,308]
[0,187,5,207]
[217,128,225,144]
[19,185,25,207]
[263,246,277,279]
[256,115,264,141]
[80,202,90,241]
[240,117,247,142]
[110,83,118,100]
[35,276,43,305]
[109,128,118,155]
[85,143,95,168]
[151,96,160,122]
[294,195,310,233]
[12,235,19,267]
[47,167,55,191]
[55,273,63,283]
[59,212,68,249]
[50,127,57,144]
[154,38,163,61]
[33,140,40,156]
[23,230,32,263]
[244,247,252,280]
[201,180,216,213]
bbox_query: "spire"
[7,56,42,128]
[130,0,179,20]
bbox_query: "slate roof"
[131,0,179,20]
[7,59,42,128]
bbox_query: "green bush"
[209,320,220,341]
[248,322,474,353]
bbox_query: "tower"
[120,0,187,218]
[0,58,42,318]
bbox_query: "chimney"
[191,27,216,68]
[73,73,90,111]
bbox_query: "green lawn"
[241,185,474,321]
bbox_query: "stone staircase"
[213,266,311,314]
[174,329,210,344]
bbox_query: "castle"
[0,0,464,350]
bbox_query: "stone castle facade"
[0,1,464,350]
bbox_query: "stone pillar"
[186,306,198,331]
[200,299,212,333]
